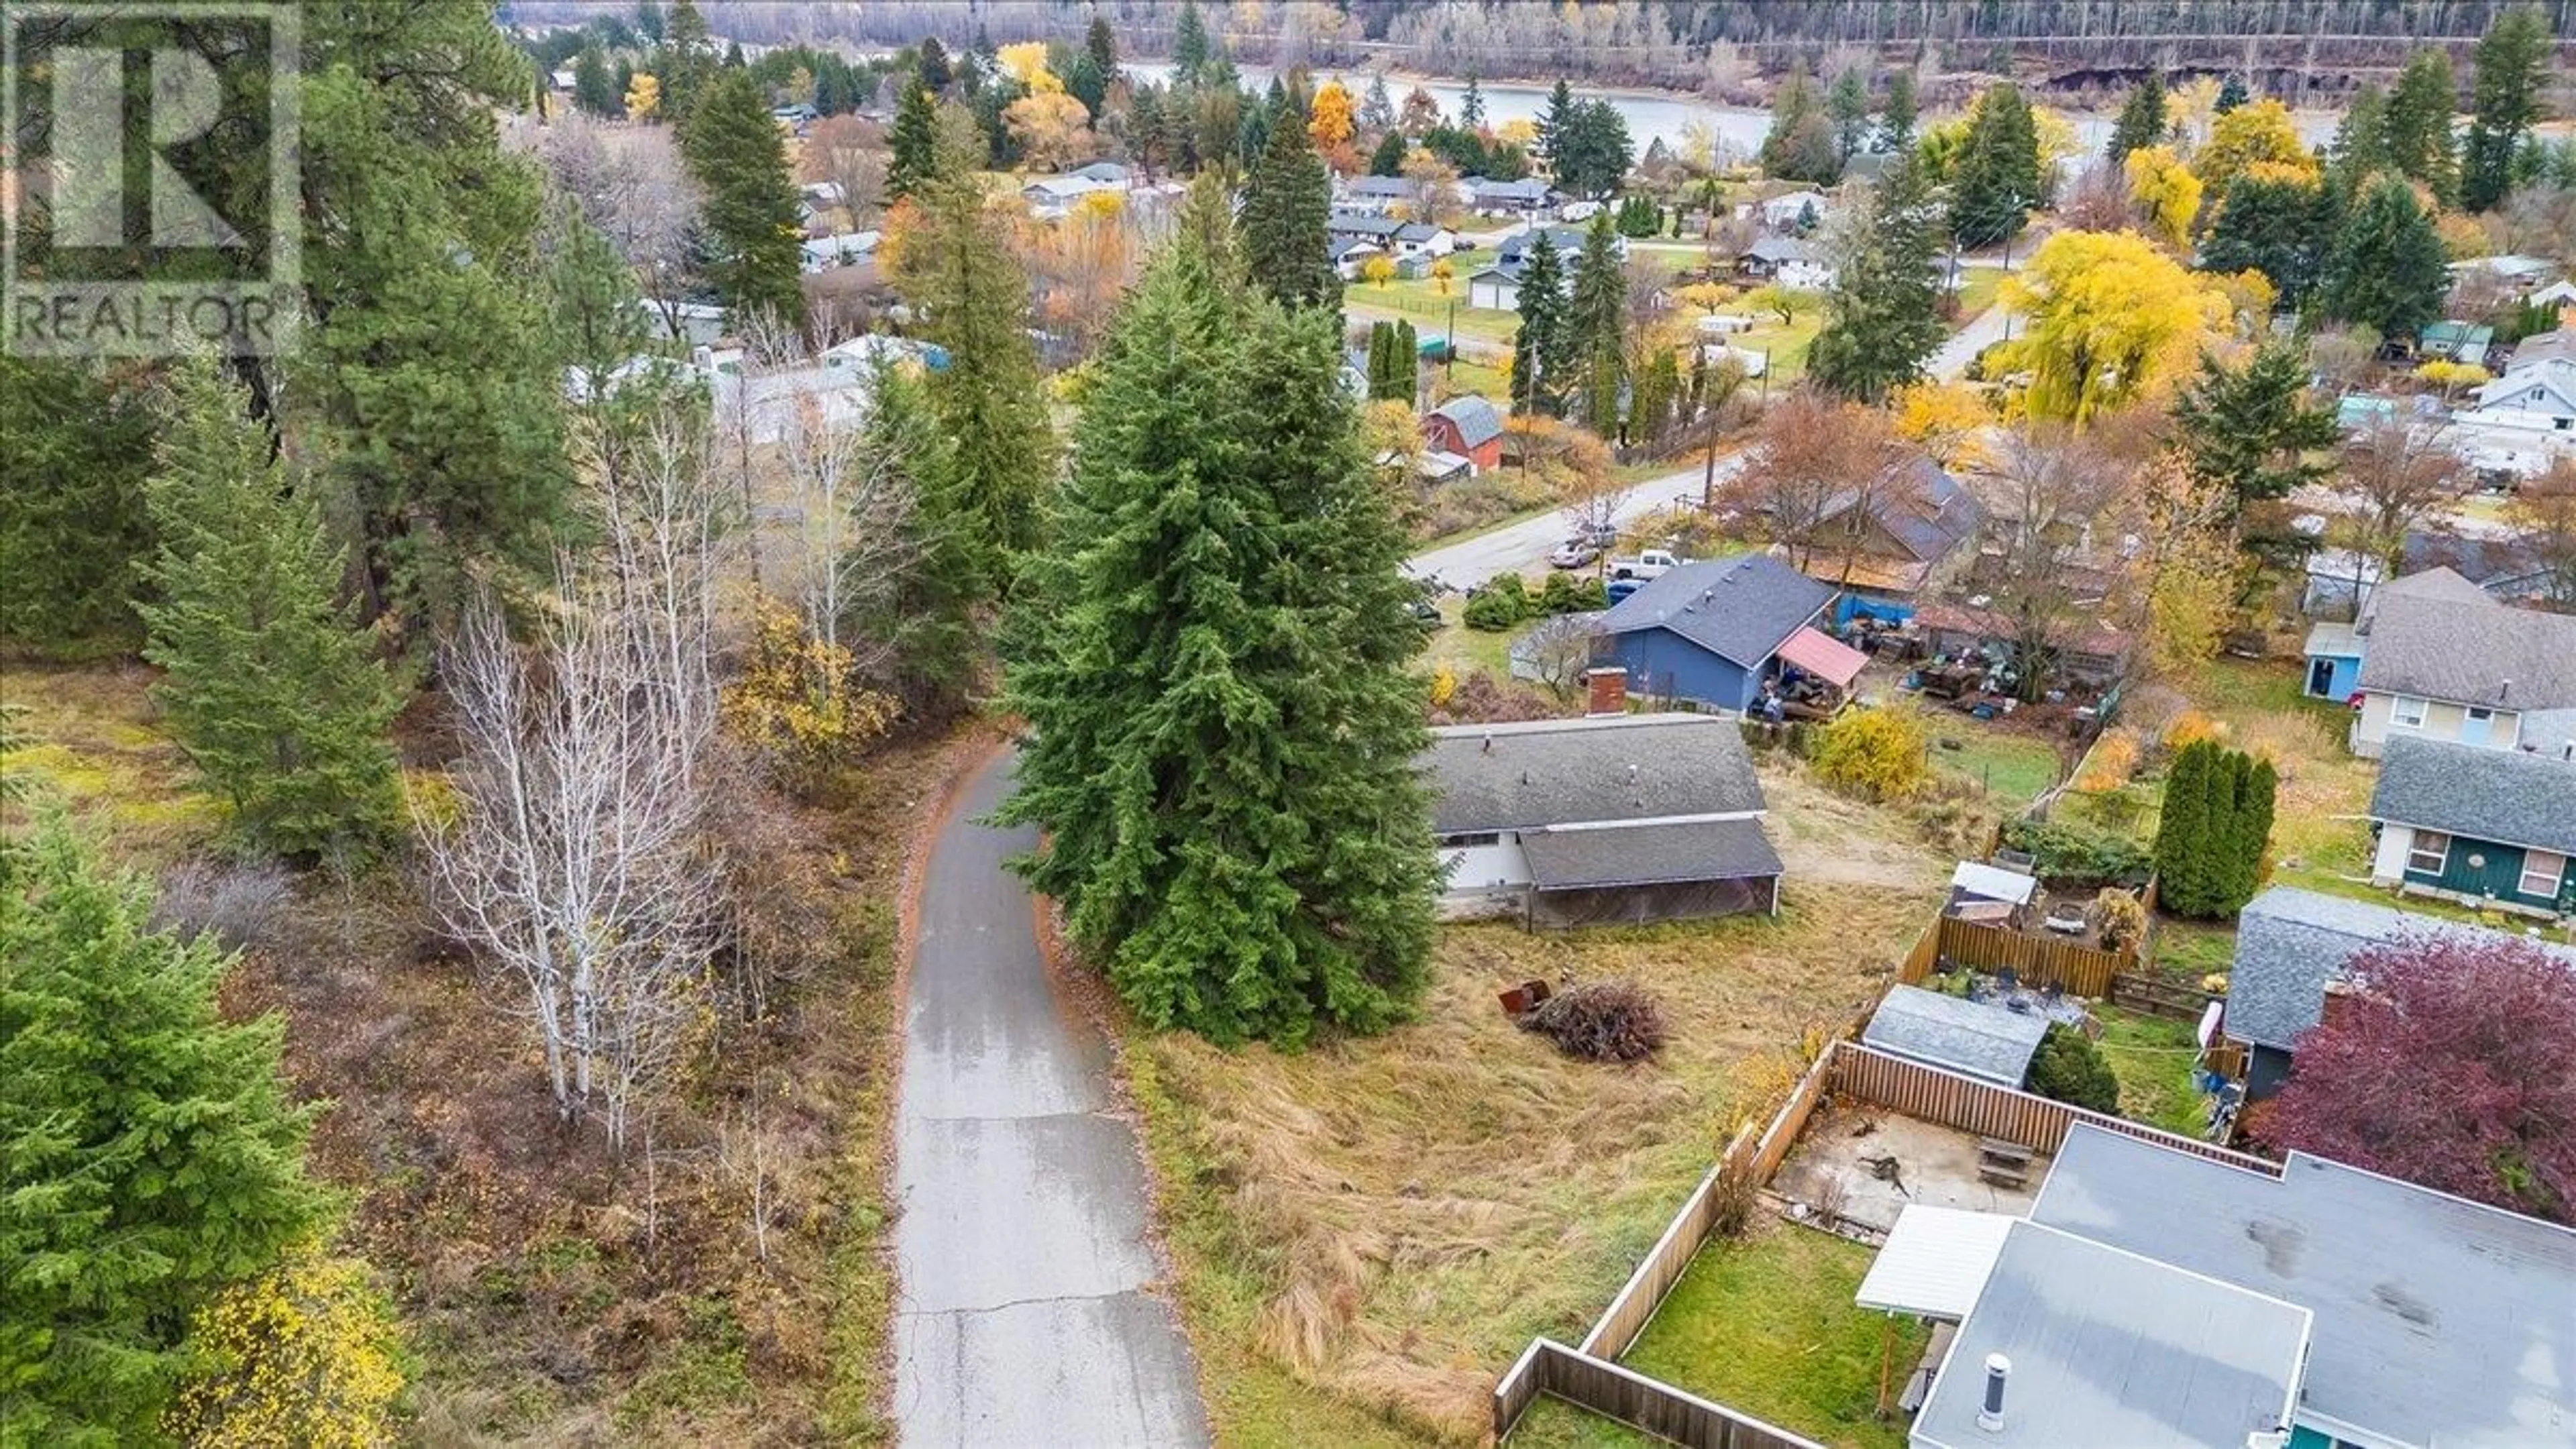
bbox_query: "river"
[1128,62,2337,164]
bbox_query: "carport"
[1517,817,1784,928]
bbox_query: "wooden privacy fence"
[1830,1043,2277,1174]
[1495,1340,1826,1449]
[2107,971,2213,1022]
[1896,914,2127,998]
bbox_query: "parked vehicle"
[1605,578,1647,604]
[1607,548,1687,582]
[1548,539,1601,570]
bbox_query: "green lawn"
[1509,1395,1660,1447]
[1947,266,2004,324]
[1620,1224,1927,1449]
[1428,604,1532,679]
[1350,274,1519,343]
[2092,1006,2210,1138]
[1926,728,2063,806]
[2149,917,2236,984]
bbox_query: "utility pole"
[1446,296,1457,381]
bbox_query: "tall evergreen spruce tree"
[2322,176,2451,342]
[1509,233,1569,415]
[2227,757,2278,915]
[853,361,983,716]
[898,177,1057,572]
[888,83,941,200]
[2106,70,2167,164]
[2200,174,2335,307]
[679,68,807,325]
[2153,741,2212,914]
[1567,215,1629,438]
[1949,83,2042,248]
[2461,7,2549,213]
[2214,74,2250,113]
[2171,338,2340,517]
[0,818,333,1442]
[138,358,404,861]
[916,36,952,93]
[1876,68,1917,152]
[1241,107,1340,312]
[2381,52,2459,205]
[0,356,155,651]
[1537,80,1575,168]
[2330,86,2392,183]
[1171,0,1210,85]
[1369,129,1407,176]
[998,186,1438,1048]
[1808,151,1945,402]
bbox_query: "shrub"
[1426,670,1554,724]
[1517,980,1668,1062]
[1461,574,1532,631]
[2161,710,2224,751]
[2025,1023,2120,1113]
[720,600,900,794]
[2092,888,2147,954]
[150,857,292,952]
[1536,569,1578,614]
[2001,816,2152,888]
[2074,729,2141,792]
[1811,705,1929,802]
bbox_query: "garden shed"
[1862,984,2050,1089]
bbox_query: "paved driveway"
[892,752,1210,1448]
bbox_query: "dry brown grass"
[1135,810,1943,1442]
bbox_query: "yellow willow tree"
[1993,229,2233,423]
[2123,144,2203,248]
[2194,99,2317,198]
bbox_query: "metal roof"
[2371,734,2576,855]
[1913,1219,2311,1449]
[1854,1205,2016,1320]
[1422,714,1766,837]
[1518,816,1783,890]
[1862,985,2050,1088]
[1428,394,1503,449]
[1949,861,2037,907]
[1777,626,1866,688]
[2031,1122,2576,1448]
[1593,554,1836,669]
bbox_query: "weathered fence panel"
[1829,1043,2278,1173]
[1497,1340,1827,1449]
[1894,917,1941,985]
[1931,915,2123,996]
[2108,971,2212,1021]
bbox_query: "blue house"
[2369,735,2576,916]
[1589,555,1838,712]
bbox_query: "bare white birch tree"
[420,421,727,1154]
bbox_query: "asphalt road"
[892,753,1210,1448]
[1407,453,1744,588]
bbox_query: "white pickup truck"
[1607,548,1688,582]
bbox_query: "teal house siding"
[2404,836,2575,913]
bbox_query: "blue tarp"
[1835,595,1913,627]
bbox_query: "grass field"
[1350,274,1519,344]
[1619,1222,1928,1449]
[1130,856,1943,1442]
[2092,1006,2210,1138]
[1925,727,2064,806]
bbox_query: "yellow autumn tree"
[1309,79,1356,150]
[624,71,660,121]
[1892,381,1997,472]
[2193,99,2316,197]
[720,598,899,794]
[997,40,1061,93]
[1993,229,2232,423]
[164,1252,403,1449]
[2414,358,2491,396]
[1812,705,1931,802]
[1360,254,1396,286]
[1495,117,1539,148]
[1006,90,1092,171]
[1430,255,1455,295]
[2122,144,2204,248]
[2033,106,2083,178]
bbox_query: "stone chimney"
[1585,666,1628,716]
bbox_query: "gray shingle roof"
[1593,554,1835,668]
[1428,394,1502,448]
[1326,211,1404,239]
[1473,178,1556,203]
[1819,457,1982,564]
[2031,1122,2576,1449]
[1498,225,1587,264]
[1862,984,2050,1087]
[1912,1219,2311,1449]
[1423,714,1765,835]
[1344,174,1413,196]
[2224,887,2576,1050]
[1518,816,1782,890]
[1739,235,1813,265]
[2371,735,2576,855]
[2353,590,2576,710]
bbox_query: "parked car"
[1605,578,1648,604]
[1548,538,1601,570]
[1607,548,1687,582]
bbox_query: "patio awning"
[1854,1205,2016,1320]
[1778,626,1868,688]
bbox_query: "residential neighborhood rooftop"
[1862,984,2051,1088]
[1422,713,1765,837]
[2030,1122,2576,1448]
[1594,555,1837,669]
[1428,394,1503,449]
[1517,815,1782,891]
[2371,734,2576,855]
[2353,588,2576,710]
[1911,1219,2311,1449]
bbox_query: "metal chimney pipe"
[1976,1353,2011,1433]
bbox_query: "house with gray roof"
[1909,1217,2312,1449]
[1422,712,1781,926]
[1862,985,2050,1088]
[1467,176,1560,217]
[2343,573,2576,756]
[2023,1120,2576,1449]
[2369,735,2576,916]
[2221,885,2576,1098]
[1799,457,1983,601]
[1588,555,1839,714]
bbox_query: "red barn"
[1420,394,1505,473]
